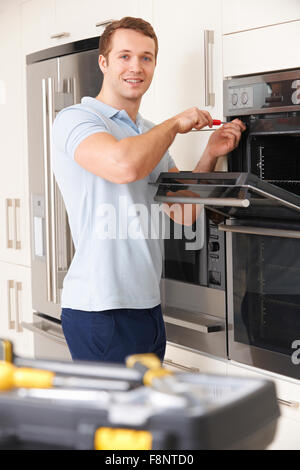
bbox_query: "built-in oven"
[152,69,300,377]
[222,68,300,379]
[158,207,227,358]
[152,160,300,378]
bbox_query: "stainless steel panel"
[161,279,227,358]
[161,278,226,319]
[27,48,101,320]
[165,320,227,358]
[22,313,71,361]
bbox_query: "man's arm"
[163,119,246,225]
[74,107,213,184]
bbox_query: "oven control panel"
[224,70,300,116]
[228,86,254,111]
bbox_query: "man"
[52,17,245,364]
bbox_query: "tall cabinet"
[0,0,33,357]
[149,0,224,171]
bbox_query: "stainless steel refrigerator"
[24,37,103,359]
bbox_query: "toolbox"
[0,339,280,450]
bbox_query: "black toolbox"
[0,353,280,450]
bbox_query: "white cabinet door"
[222,0,300,34]
[0,1,31,266]
[0,261,34,358]
[53,0,140,45]
[164,344,227,375]
[227,361,300,450]
[21,0,56,55]
[223,20,300,77]
[151,0,223,170]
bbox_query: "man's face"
[99,28,156,102]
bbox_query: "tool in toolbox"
[0,339,280,450]
[0,338,141,390]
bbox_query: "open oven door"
[150,171,300,221]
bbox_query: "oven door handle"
[154,195,250,207]
[163,314,223,334]
[218,224,300,239]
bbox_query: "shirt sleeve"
[52,106,110,160]
[166,150,177,170]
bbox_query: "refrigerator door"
[27,48,102,320]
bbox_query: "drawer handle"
[277,398,299,409]
[50,32,70,39]
[163,314,223,334]
[95,19,114,28]
[163,358,199,373]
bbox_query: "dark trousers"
[61,304,166,364]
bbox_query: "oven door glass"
[226,221,300,378]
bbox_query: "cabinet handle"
[95,19,114,28]
[14,282,23,333]
[277,398,299,409]
[163,358,200,373]
[6,199,13,249]
[204,30,215,107]
[50,32,70,39]
[7,280,15,330]
[7,280,22,332]
[13,199,21,250]
[5,199,21,250]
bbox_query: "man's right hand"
[172,107,213,134]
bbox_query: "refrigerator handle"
[42,79,53,303]
[48,77,58,304]
[42,78,58,304]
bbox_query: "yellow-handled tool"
[126,353,173,387]
[0,362,54,391]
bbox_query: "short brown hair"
[99,17,158,61]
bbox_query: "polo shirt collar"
[82,97,143,132]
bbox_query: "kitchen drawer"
[164,343,227,375]
[227,361,300,423]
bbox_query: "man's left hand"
[206,118,246,158]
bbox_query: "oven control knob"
[231,93,238,106]
[241,91,248,105]
[209,241,220,252]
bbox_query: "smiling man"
[52,17,245,364]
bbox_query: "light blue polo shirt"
[51,97,176,311]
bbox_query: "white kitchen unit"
[0,261,34,358]
[0,0,31,267]
[223,21,300,78]
[222,0,300,34]
[151,0,225,171]
[21,0,142,55]
[227,361,300,450]
[164,343,227,375]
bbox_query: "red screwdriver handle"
[212,119,224,126]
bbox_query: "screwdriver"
[0,361,135,392]
[191,119,227,132]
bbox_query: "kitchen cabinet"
[227,361,300,450]
[223,20,300,77]
[151,0,224,171]
[21,0,141,55]
[0,261,34,358]
[164,343,227,375]
[0,0,31,267]
[222,0,300,34]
